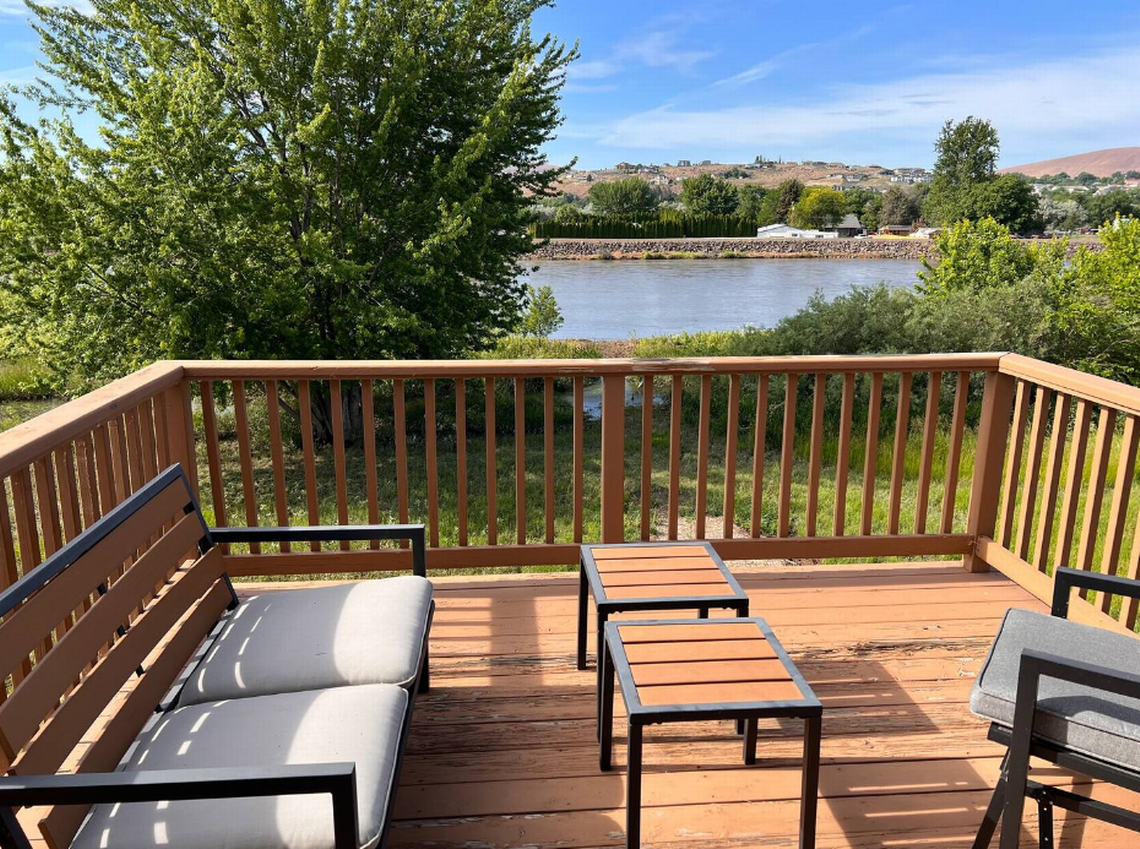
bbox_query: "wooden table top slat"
[602,584,737,600]
[617,622,765,643]
[623,638,779,664]
[630,658,793,686]
[636,680,805,706]
[591,545,710,559]
[593,557,721,573]
[599,569,731,588]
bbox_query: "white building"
[756,223,837,239]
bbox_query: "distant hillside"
[1000,147,1140,178]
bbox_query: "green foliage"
[587,177,661,216]
[532,212,761,239]
[790,187,846,229]
[0,0,576,391]
[1052,218,1140,383]
[924,117,1041,231]
[773,179,804,223]
[736,185,770,221]
[483,335,600,360]
[719,166,751,180]
[680,174,741,215]
[917,218,1066,295]
[881,186,922,225]
[518,285,563,339]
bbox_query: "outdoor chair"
[970,566,1140,848]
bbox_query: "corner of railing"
[963,367,1017,573]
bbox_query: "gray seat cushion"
[71,684,408,849]
[971,607,1140,770]
[178,577,432,707]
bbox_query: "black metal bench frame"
[0,463,431,849]
[975,566,1140,849]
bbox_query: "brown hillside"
[1000,147,1140,178]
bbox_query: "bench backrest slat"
[0,477,194,685]
[0,512,208,763]
[38,575,233,849]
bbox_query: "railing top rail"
[0,361,184,479]
[179,353,1006,380]
[998,353,1140,418]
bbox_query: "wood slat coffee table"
[600,618,823,849]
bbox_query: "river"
[523,258,919,340]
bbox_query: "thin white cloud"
[594,45,1140,158]
[713,24,875,89]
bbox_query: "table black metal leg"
[743,718,758,764]
[698,606,709,619]
[972,753,1008,849]
[596,610,609,741]
[627,722,643,849]
[800,716,821,849]
[600,642,615,771]
[577,563,589,670]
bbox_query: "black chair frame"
[0,464,430,849]
[975,566,1140,849]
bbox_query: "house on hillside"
[677,159,692,167]
[822,214,866,238]
[879,223,915,236]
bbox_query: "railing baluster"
[265,380,291,552]
[998,382,1030,548]
[723,375,740,539]
[940,371,970,534]
[514,377,526,545]
[233,380,261,553]
[641,375,654,541]
[122,407,144,494]
[1014,387,1051,561]
[887,372,912,535]
[199,382,227,535]
[1099,415,1139,612]
[1054,399,1091,573]
[668,375,682,540]
[455,379,468,547]
[298,380,321,552]
[153,394,171,470]
[75,433,101,526]
[33,456,63,557]
[108,415,130,504]
[833,372,855,536]
[545,376,556,545]
[0,482,30,686]
[1075,407,1117,580]
[362,380,379,544]
[805,373,826,537]
[751,374,770,538]
[600,375,625,544]
[12,467,41,580]
[572,376,583,544]
[425,378,440,549]
[137,401,158,484]
[54,445,82,543]
[914,372,942,535]
[1032,394,1071,571]
[695,375,712,540]
[393,378,411,546]
[861,373,883,536]
[92,422,118,515]
[329,380,350,549]
[778,373,798,538]
[485,377,497,546]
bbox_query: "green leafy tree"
[881,186,922,225]
[736,185,769,221]
[859,196,883,232]
[587,177,661,216]
[923,116,1000,224]
[1075,172,1099,187]
[680,174,740,215]
[917,218,1065,295]
[0,0,576,403]
[1082,190,1140,227]
[791,188,846,229]
[519,284,564,338]
[773,179,804,223]
[965,174,1043,234]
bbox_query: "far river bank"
[525,236,1098,261]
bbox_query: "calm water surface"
[523,258,919,339]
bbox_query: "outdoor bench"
[0,463,432,849]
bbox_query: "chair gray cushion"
[971,607,1140,770]
[71,684,407,849]
[178,577,432,707]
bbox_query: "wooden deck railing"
[1,352,1139,635]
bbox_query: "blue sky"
[532,0,1140,169]
[2,1,1138,170]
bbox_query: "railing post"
[964,370,1016,572]
[601,375,626,543]
[163,380,199,497]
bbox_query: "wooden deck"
[305,559,1137,849]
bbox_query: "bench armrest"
[211,524,427,577]
[0,763,359,849]
[1051,566,1140,619]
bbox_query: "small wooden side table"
[600,617,823,849]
